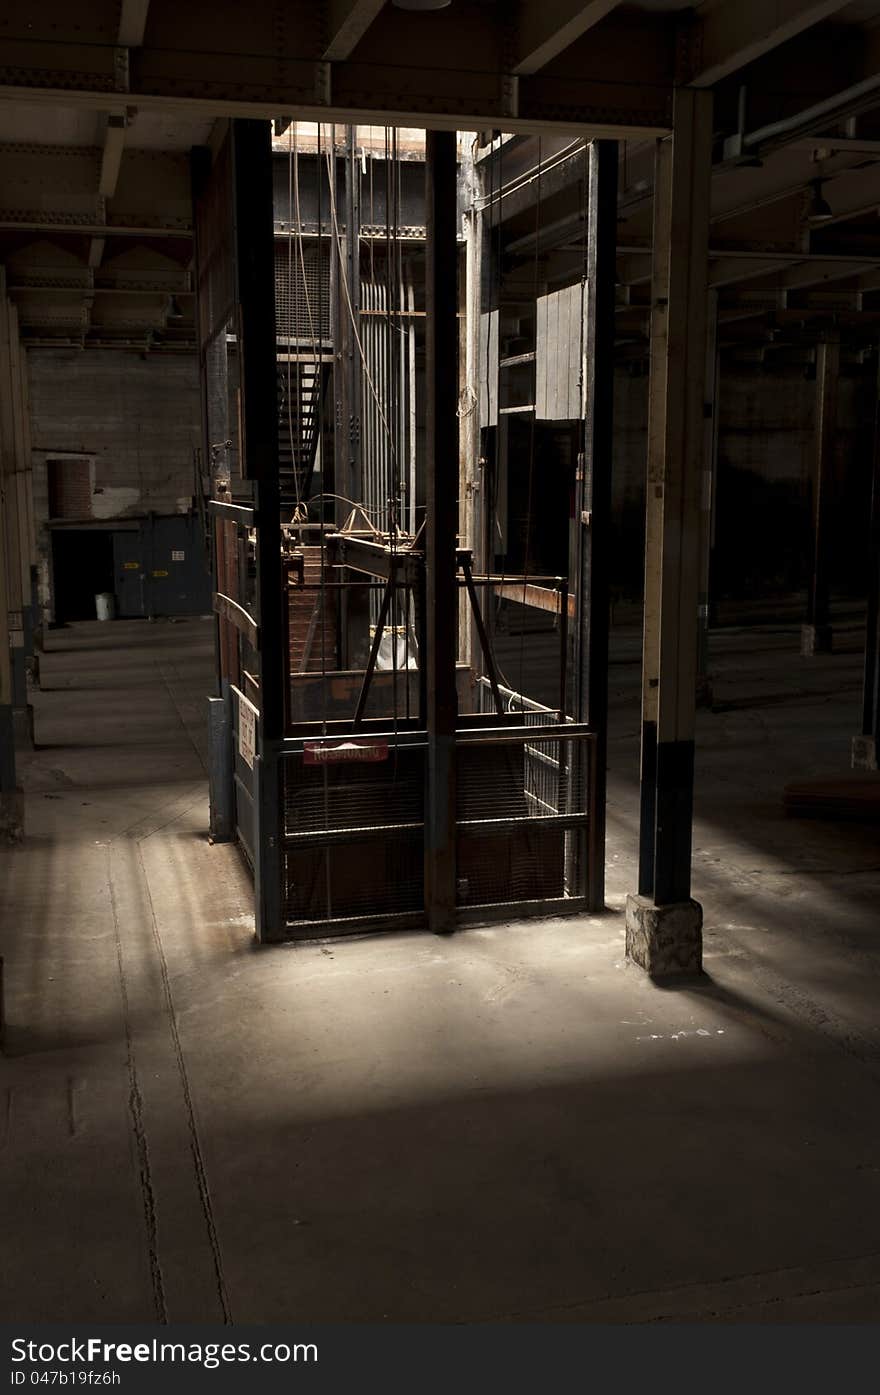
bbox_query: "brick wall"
[26,347,202,617]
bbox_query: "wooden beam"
[638,87,712,911]
[691,0,855,89]
[213,591,259,645]
[513,0,622,76]
[492,582,575,618]
[323,0,386,62]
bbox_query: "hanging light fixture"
[807,178,834,223]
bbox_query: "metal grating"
[274,242,331,340]
[455,729,590,910]
[282,744,425,931]
[284,749,424,837]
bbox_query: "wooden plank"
[213,590,259,643]
[558,285,571,420]
[578,280,587,418]
[569,282,583,418]
[535,293,547,419]
[548,290,560,420]
[208,499,256,525]
[492,580,576,617]
[479,310,498,428]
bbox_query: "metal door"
[112,528,145,617]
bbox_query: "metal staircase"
[276,357,331,505]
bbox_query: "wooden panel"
[479,310,498,428]
[536,282,584,421]
[535,294,548,419]
[558,285,571,419]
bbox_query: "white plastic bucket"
[95,592,116,621]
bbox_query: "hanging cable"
[516,137,543,714]
[292,122,324,503]
[323,140,400,474]
[285,126,302,512]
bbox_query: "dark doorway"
[51,530,115,622]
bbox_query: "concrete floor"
[1,615,879,1323]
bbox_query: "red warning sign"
[303,739,389,766]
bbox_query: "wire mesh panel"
[455,728,591,912]
[274,241,331,340]
[281,740,426,933]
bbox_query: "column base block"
[852,735,878,771]
[13,705,34,751]
[625,894,703,977]
[801,623,832,656]
[0,789,24,845]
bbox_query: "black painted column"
[854,345,880,769]
[580,140,618,912]
[627,87,712,977]
[802,333,839,656]
[424,130,459,934]
[233,120,284,941]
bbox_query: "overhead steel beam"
[98,115,126,198]
[513,0,622,76]
[690,0,854,89]
[0,220,188,238]
[323,0,386,62]
[117,0,151,48]
[0,1,673,137]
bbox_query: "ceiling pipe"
[740,72,880,156]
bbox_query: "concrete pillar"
[626,88,712,977]
[802,334,839,656]
[854,347,880,771]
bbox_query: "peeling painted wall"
[25,347,202,620]
[27,348,200,517]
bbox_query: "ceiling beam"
[513,0,622,76]
[0,220,188,238]
[690,0,854,89]
[118,0,151,49]
[98,116,126,199]
[323,0,386,62]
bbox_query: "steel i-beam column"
[0,281,31,751]
[696,288,719,706]
[580,140,618,912]
[626,88,712,977]
[233,120,284,942]
[0,406,21,841]
[802,333,839,656]
[854,345,880,770]
[424,129,459,934]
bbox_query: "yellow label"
[151,569,169,578]
[123,562,139,570]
